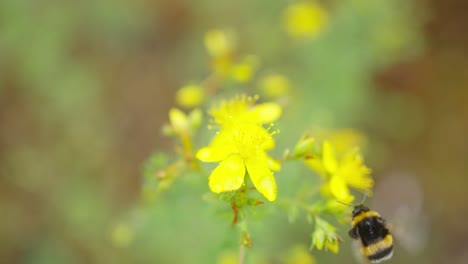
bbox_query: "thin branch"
[238,244,246,264]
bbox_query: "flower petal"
[245,156,277,201]
[284,2,328,39]
[328,129,365,156]
[305,158,327,178]
[337,150,373,190]
[169,108,189,133]
[322,141,338,174]
[208,154,245,193]
[176,84,205,108]
[204,29,235,58]
[329,175,352,201]
[266,156,281,171]
[196,134,233,162]
[250,102,282,123]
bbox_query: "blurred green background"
[1,0,468,263]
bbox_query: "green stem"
[238,244,246,264]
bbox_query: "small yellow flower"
[166,108,203,135]
[230,55,260,83]
[209,94,282,126]
[259,74,291,98]
[204,29,235,58]
[231,63,253,82]
[169,108,190,134]
[284,1,328,39]
[196,122,279,201]
[176,84,205,108]
[204,29,237,76]
[305,141,373,202]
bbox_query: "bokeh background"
[1,0,468,263]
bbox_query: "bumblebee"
[348,204,393,263]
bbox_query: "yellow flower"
[168,108,190,134]
[209,94,282,126]
[230,55,260,83]
[259,74,291,99]
[284,1,328,39]
[166,108,202,136]
[305,141,373,202]
[176,84,205,108]
[204,29,237,76]
[196,122,279,201]
[204,29,235,58]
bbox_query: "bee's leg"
[348,227,359,239]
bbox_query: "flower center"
[221,122,273,159]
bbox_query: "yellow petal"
[169,108,189,133]
[329,175,352,201]
[283,2,328,39]
[188,108,203,128]
[329,129,366,156]
[337,150,373,190]
[176,84,205,108]
[204,29,235,57]
[245,156,277,201]
[250,103,282,123]
[305,158,328,178]
[266,156,281,171]
[209,154,245,193]
[322,141,338,174]
[230,55,259,83]
[231,63,253,83]
[196,134,233,162]
[196,147,223,162]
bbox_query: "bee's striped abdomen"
[348,204,393,263]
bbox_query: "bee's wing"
[372,172,429,255]
[390,207,429,254]
[351,239,370,264]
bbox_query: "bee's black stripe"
[368,245,393,262]
[357,217,389,247]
